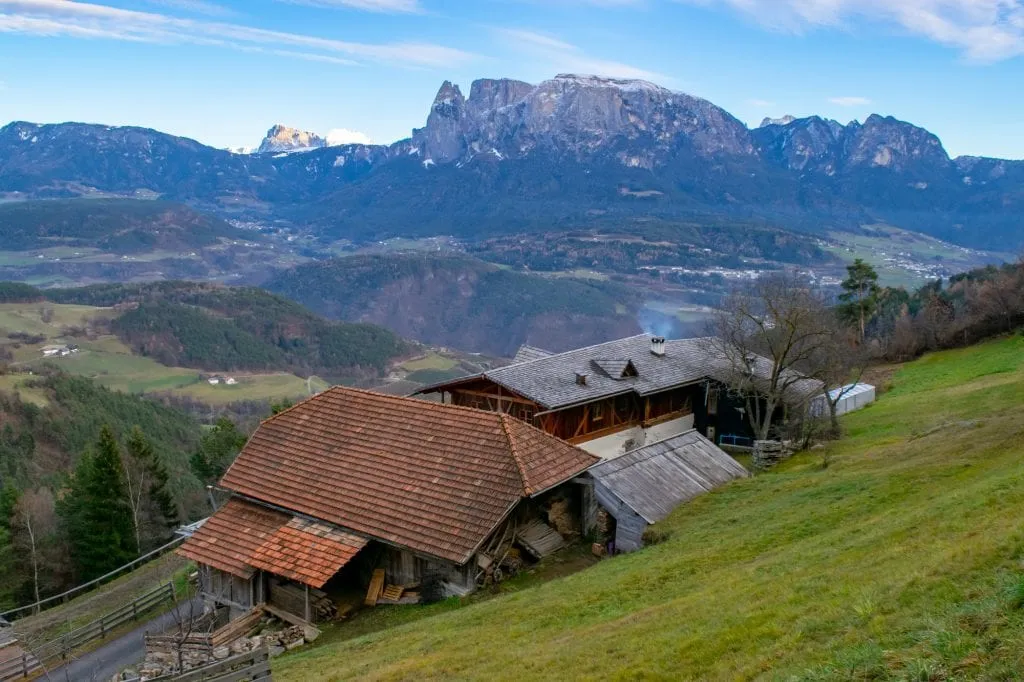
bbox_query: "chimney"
[650,336,666,357]
[575,372,588,386]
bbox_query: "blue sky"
[0,0,1022,158]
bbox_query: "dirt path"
[40,597,202,682]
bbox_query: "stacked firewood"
[271,583,337,621]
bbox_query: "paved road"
[40,597,203,682]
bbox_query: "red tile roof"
[218,386,597,564]
[249,517,368,588]
[177,498,289,579]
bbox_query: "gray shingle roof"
[484,335,714,410]
[512,345,554,364]
[589,430,748,524]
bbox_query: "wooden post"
[304,584,311,622]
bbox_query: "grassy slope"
[0,303,330,403]
[275,336,1024,681]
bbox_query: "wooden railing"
[0,650,41,681]
[0,582,176,681]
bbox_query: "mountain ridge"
[2,73,1022,250]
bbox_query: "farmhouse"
[418,334,819,457]
[177,387,598,623]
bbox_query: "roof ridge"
[266,383,525,423]
[499,413,534,496]
[494,334,653,370]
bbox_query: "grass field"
[823,225,1007,288]
[0,303,328,405]
[400,353,460,372]
[275,335,1024,681]
[0,374,50,407]
[176,374,329,404]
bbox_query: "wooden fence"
[0,535,186,623]
[0,650,40,681]
[0,582,176,681]
[149,648,272,681]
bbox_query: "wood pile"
[210,607,264,647]
[377,583,420,605]
[365,569,422,606]
[753,440,786,470]
[516,519,566,559]
[270,583,336,622]
[547,498,578,537]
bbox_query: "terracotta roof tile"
[249,518,367,588]
[219,387,597,564]
[177,498,288,579]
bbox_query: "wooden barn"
[588,430,749,552]
[177,387,598,624]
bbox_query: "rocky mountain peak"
[846,115,950,171]
[760,115,796,128]
[257,124,326,154]
[412,73,754,165]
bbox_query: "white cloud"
[499,28,577,52]
[0,0,474,68]
[829,96,872,106]
[326,128,373,145]
[278,0,421,12]
[682,0,1024,62]
[143,0,233,17]
[494,27,668,82]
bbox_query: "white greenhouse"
[810,383,876,418]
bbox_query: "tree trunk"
[25,515,40,613]
[828,399,841,440]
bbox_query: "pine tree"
[190,417,247,485]
[839,259,881,342]
[60,426,136,580]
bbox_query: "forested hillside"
[0,371,210,609]
[3,281,408,378]
[265,254,641,356]
[0,199,246,252]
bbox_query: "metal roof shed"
[589,430,748,552]
[811,383,876,418]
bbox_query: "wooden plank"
[261,603,312,629]
[381,585,403,601]
[365,569,385,606]
[516,520,566,559]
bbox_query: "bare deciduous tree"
[12,488,58,613]
[705,273,831,444]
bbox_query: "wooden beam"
[451,389,538,406]
[573,405,591,438]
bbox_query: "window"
[591,402,604,422]
[708,389,719,416]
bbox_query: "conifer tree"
[189,417,247,485]
[839,258,881,343]
[60,425,135,580]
